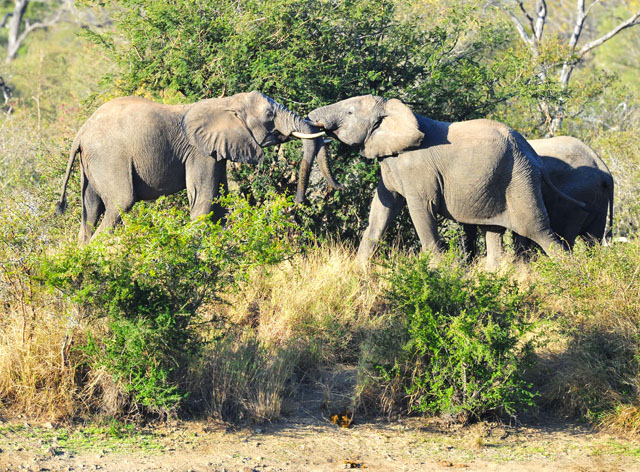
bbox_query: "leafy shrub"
[41,194,303,417]
[360,253,536,422]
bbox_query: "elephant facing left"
[56,91,339,244]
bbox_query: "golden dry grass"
[217,242,390,364]
[0,304,84,420]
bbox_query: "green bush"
[41,193,303,417]
[361,253,536,422]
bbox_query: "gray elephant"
[463,136,614,267]
[306,95,586,264]
[56,91,340,243]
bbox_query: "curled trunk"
[295,134,343,204]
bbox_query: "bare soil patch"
[2,411,640,472]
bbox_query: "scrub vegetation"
[1,0,639,439]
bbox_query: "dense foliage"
[40,194,302,416]
[361,254,536,421]
[87,0,520,243]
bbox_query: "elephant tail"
[56,135,81,215]
[539,167,589,211]
[605,180,614,244]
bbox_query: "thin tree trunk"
[6,0,29,63]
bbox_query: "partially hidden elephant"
[306,95,586,264]
[56,91,341,243]
[462,135,614,267]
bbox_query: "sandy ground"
[2,411,640,472]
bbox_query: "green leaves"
[41,194,303,416]
[373,253,536,421]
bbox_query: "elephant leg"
[356,180,405,264]
[484,227,506,271]
[507,183,568,258]
[186,157,228,222]
[90,187,136,241]
[461,224,478,263]
[91,202,134,241]
[406,197,442,255]
[79,168,104,245]
[513,233,533,261]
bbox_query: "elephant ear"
[362,98,424,159]
[182,99,264,164]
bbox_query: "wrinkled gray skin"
[463,136,614,268]
[56,91,341,244]
[308,95,585,264]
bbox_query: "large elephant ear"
[182,99,264,164]
[362,98,424,159]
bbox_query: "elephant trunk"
[316,143,343,191]
[283,111,342,203]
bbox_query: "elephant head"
[308,95,424,159]
[181,90,342,203]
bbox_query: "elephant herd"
[56,91,614,269]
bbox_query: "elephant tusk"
[323,138,333,144]
[291,130,326,139]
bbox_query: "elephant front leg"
[461,224,478,263]
[186,157,228,222]
[406,197,442,256]
[484,227,506,271]
[356,180,405,265]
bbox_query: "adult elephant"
[306,95,585,264]
[463,136,614,267]
[56,91,340,243]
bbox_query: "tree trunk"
[6,0,29,63]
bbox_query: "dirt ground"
[2,410,640,472]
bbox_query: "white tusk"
[323,138,333,144]
[291,130,326,139]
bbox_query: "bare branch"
[584,0,602,18]
[6,3,68,62]
[506,9,534,47]
[567,0,587,51]
[0,13,12,28]
[533,0,547,42]
[578,10,640,58]
[517,0,535,31]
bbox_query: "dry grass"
[217,242,390,365]
[529,239,640,428]
[0,299,85,420]
[189,334,300,423]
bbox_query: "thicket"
[359,254,536,422]
[0,0,639,432]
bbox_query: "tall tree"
[497,0,640,135]
[1,0,73,63]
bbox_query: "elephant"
[462,136,614,267]
[56,91,341,244]
[305,95,586,265]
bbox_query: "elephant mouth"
[262,132,287,147]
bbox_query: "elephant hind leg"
[79,170,105,245]
[90,189,136,242]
